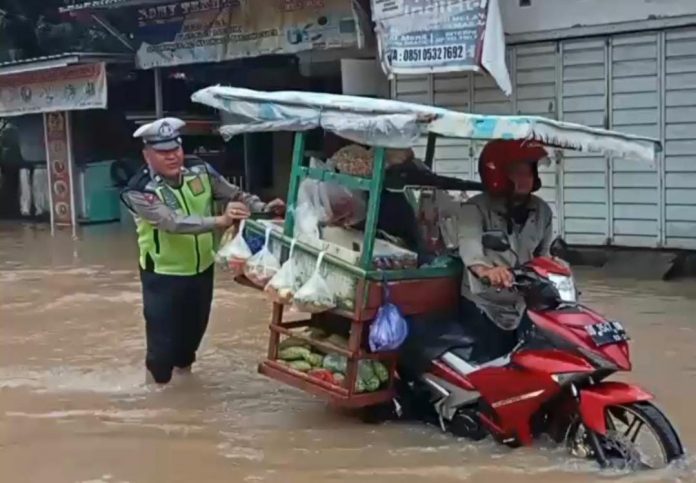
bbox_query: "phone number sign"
[377,0,487,75]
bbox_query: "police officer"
[121,117,284,384]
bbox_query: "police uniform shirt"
[123,117,266,233]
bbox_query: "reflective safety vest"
[130,162,215,276]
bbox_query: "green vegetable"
[360,377,380,392]
[356,379,367,393]
[288,360,313,372]
[333,373,345,385]
[322,353,348,374]
[371,361,389,384]
[308,327,330,339]
[357,360,376,381]
[278,346,312,361]
[326,334,349,348]
[304,352,324,368]
[279,337,310,350]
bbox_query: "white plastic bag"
[293,252,336,314]
[296,177,366,230]
[215,219,252,276]
[244,225,281,287]
[265,238,299,304]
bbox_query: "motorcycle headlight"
[547,273,577,303]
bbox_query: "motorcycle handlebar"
[478,268,531,289]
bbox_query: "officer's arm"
[206,164,266,213]
[123,189,223,234]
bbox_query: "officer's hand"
[264,198,286,216]
[226,202,251,220]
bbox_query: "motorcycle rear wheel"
[567,401,684,470]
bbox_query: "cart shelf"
[259,360,395,408]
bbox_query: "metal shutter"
[432,73,474,180]
[609,33,661,247]
[560,38,609,245]
[392,75,430,169]
[513,43,560,234]
[664,28,696,249]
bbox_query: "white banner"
[373,0,511,95]
[0,63,107,117]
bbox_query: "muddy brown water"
[2,222,696,483]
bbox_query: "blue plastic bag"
[369,282,409,352]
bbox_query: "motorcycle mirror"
[482,231,511,252]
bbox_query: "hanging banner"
[44,111,77,229]
[134,0,363,69]
[373,0,511,95]
[0,63,107,118]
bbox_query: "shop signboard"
[372,0,511,95]
[0,63,107,118]
[44,111,77,231]
[133,0,363,69]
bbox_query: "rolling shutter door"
[664,28,696,249]
[432,73,474,180]
[609,33,661,247]
[513,43,560,235]
[560,38,609,245]
[392,75,431,168]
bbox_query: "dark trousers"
[139,266,214,384]
[458,297,521,363]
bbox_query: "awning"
[0,53,133,77]
[0,53,133,117]
[59,0,162,13]
[192,86,662,163]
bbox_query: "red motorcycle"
[392,231,684,470]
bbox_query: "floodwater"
[2,222,696,483]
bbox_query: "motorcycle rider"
[456,139,554,362]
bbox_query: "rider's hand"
[471,265,514,289]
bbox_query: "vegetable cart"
[192,87,661,409]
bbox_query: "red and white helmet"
[478,139,548,196]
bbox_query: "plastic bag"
[293,252,336,314]
[244,225,281,287]
[368,282,409,352]
[265,239,299,304]
[296,176,366,230]
[215,219,252,276]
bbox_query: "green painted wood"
[283,132,306,238]
[360,146,386,270]
[300,167,372,191]
[244,219,458,281]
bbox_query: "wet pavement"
[2,221,696,483]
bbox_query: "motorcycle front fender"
[578,382,653,435]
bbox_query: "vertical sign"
[44,111,77,234]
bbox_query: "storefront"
[0,53,133,234]
[59,0,375,200]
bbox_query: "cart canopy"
[192,86,660,164]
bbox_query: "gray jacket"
[457,192,554,330]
